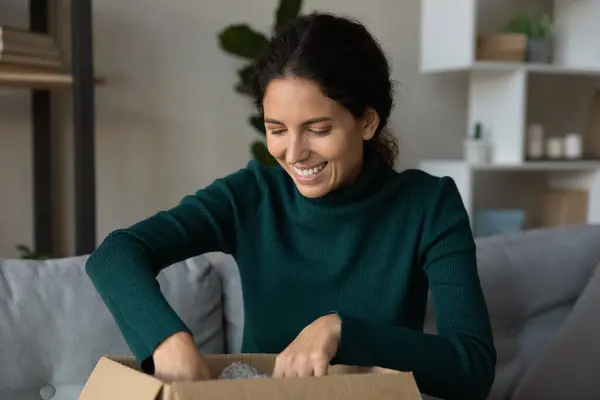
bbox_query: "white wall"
[0,0,468,257]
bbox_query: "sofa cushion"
[0,254,223,400]
[474,225,600,400]
[204,252,244,353]
[513,261,600,399]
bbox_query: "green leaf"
[275,0,303,32]
[16,244,34,258]
[251,140,277,165]
[15,243,52,260]
[235,64,255,95]
[503,11,553,40]
[249,114,266,135]
[16,244,31,253]
[235,83,253,96]
[218,24,270,60]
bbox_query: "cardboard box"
[538,188,589,227]
[78,353,422,400]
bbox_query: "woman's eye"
[270,129,286,135]
[309,128,331,135]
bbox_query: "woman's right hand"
[152,331,213,382]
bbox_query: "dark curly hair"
[252,12,398,168]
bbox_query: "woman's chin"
[292,173,332,198]
[295,183,330,198]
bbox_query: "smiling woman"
[85,12,496,400]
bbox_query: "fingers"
[312,361,328,377]
[272,355,285,379]
[272,352,329,378]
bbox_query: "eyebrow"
[264,117,332,126]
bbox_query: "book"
[0,25,55,48]
[0,25,62,69]
[0,53,61,69]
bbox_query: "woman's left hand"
[272,313,342,378]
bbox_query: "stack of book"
[0,25,62,70]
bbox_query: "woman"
[86,12,496,400]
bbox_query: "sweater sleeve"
[85,165,259,365]
[333,177,496,400]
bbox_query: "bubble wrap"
[218,362,269,380]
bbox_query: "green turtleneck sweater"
[85,153,496,400]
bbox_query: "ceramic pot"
[526,39,552,63]
[464,139,491,165]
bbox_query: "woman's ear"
[362,108,379,141]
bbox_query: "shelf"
[421,0,600,74]
[473,160,600,171]
[0,65,105,89]
[419,159,600,228]
[421,159,600,172]
[425,61,600,79]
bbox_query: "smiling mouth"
[292,162,328,179]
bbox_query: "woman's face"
[263,77,378,198]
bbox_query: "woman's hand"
[273,314,342,378]
[152,331,212,382]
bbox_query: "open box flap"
[171,368,422,400]
[79,354,422,400]
[78,356,164,400]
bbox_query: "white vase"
[464,139,491,165]
[564,133,582,159]
[527,123,545,159]
[546,138,564,159]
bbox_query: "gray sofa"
[1,225,599,399]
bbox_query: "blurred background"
[1,0,471,258]
[1,0,599,258]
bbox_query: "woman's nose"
[285,133,309,164]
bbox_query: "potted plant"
[464,121,491,165]
[503,10,554,63]
[217,0,303,166]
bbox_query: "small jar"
[564,132,582,159]
[527,124,545,159]
[546,138,564,159]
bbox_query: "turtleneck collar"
[294,147,385,208]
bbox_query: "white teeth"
[293,162,326,178]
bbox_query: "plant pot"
[526,39,552,63]
[464,139,491,165]
[476,33,527,62]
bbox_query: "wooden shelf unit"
[0,65,104,88]
[2,0,98,256]
[0,65,73,87]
